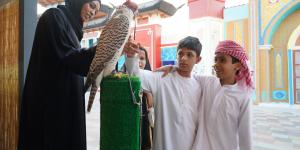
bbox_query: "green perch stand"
[100,74,141,150]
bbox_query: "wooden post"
[0,1,20,150]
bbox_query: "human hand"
[154,65,176,77]
[123,40,139,58]
[148,107,155,128]
[145,92,153,108]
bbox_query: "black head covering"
[139,46,152,71]
[62,0,101,40]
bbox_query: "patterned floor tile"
[85,95,300,150]
[252,104,300,150]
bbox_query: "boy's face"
[213,53,241,81]
[177,48,201,73]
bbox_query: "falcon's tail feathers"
[87,84,98,112]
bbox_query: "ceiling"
[37,0,179,21]
[38,0,64,6]
[37,0,187,7]
[38,0,107,18]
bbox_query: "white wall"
[188,17,223,75]
[158,3,224,75]
[225,0,248,8]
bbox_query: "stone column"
[249,0,259,103]
[258,45,273,103]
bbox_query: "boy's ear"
[235,62,242,71]
[196,56,201,63]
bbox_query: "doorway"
[293,50,300,104]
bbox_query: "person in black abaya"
[18,0,101,150]
[138,46,154,150]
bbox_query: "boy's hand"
[123,40,139,58]
[154,65,176,77]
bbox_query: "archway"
[263,1,300,44]
[269,8,300,103]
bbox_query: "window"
[137,17,149,25]
[88,39,93,48]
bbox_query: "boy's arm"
[238,98,252,150]
[125,55,140,76]
[145,92,153,108]
[155,65,176,77]
[125,55,156,94]
[123,40,140,76]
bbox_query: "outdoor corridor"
[85,93,300,150]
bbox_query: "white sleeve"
[125,56,157,94]
[125,56,140,76]
[139,69,157,94]
[238,98,252,150]
[193,75,219,88]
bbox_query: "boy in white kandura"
[193,40,254,150]
[125,36,203,150]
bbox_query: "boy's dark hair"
[230,56,240,75]
[231,56,239,64]
[177,36,202,57]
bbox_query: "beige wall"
[225,19,249,54]
[260,0,292,32]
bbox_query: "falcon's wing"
[84,15,131,91]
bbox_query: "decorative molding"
[272,90,287,100]
[274,51,283,88]
[263,1,300,44]
[269,0,279,4]
[258,0,263,44]
[259,44,273,50]
[161,46,177,61]
[287,49,294,105]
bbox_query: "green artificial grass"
[100,74,141,150]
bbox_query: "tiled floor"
[86,92,101,150]
[85,92,300,150]
[252,103,300,150]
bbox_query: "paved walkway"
[86,92,101,150]
[85,93,300,150]
[252,103,300,150]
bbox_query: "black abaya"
[18,5,95,150]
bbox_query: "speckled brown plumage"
[84,5,135,112]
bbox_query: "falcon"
[84,0,138,112]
